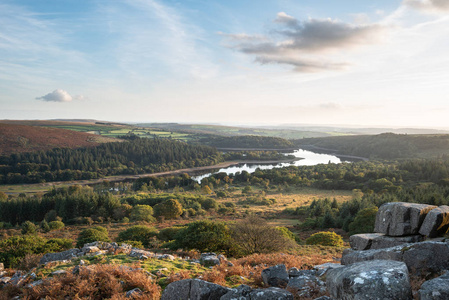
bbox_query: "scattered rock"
[0,277,11,285]
[375,202,436,236]
[288,267,301,277]
[40,248,81,264]
[326,260,412,300]
[161,279,231,300]
[287,273,325,298]
[248,287,294,300]
[261,264,289,288]
[419,206,449,238]
[82,245,100,254]
[126,287,142,298]
[419,272,449,300]
[51,270,67,276]
[314,263,343,277]
[220,284,252,300]
[159,254,175,260]
[129,249,154,258]
[26,279,43,288]
[200,253,220,266]
[350,233,424,250]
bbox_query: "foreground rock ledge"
[326,260,412,300]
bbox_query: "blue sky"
[1,0,449,128]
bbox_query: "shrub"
[169,220,233,254]
[157,226,186,242]
[48,221,65,230]
[348,206,378,235]
[306,231,344,247]
[130,205,155,222]
[21,221,37,235]
[154,199,183,219]
[117,225,158,248]
[276,226,299,243]
[201,198,219,210]
[76,226,110,248]
[40,220,51,233]
[118,240,144,248]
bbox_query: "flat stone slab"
[375,202,436,236]
[350,233,423,250]
[342,241,449,275]
[419,205,449,238]
[327,260,412,300]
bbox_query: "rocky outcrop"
[350,233,423,250]
[419,272,449,300]
[374,202,436,236]
[40,249,81,264]
[326,260,412,300]
[261,264,289,288]
[221,284,294,300]
[419,205,449,238]
[161,278,231,300]
[200,253,221,267]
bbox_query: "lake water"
[193,149,344,182]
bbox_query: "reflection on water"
[193,149,343,182]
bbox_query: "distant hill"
[0,123,117,155]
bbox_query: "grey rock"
[159,254,175,260]
[81,245,100,254]
[419,206,449,237]
[200,253,220,266]
[375,202,436,236]
[227,262,234,267]
[327,260,412,300]
[0,271,6,277]
[419,272,449,300]
[342,241,449,276]
[249,287,294,300]
[350,233,424,250]
[288,267,301,277]
[40,248,81,264]
[126,287,142,298]
[0,277,11,285]
[313,297,334,300]
[79,260,86,266]
[220,284,252,300]
[51,270,67,276]
[9,271,26,286]
[314,263,343,277]
[161,279,231,300]
[129,249,154,258]
[261,264,289,288]
[27,279,43,288]
[287,273,325,298]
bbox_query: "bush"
[118,240,144,248]
[153,199,183,219]
[40,220,51,233]
[168,220,233,254]
[117,225,158,248]
[21,221,37,235]
[348,206,378,235]
[276,226,299,243]
[76,226,110,248]
[48,221,65,230]
[306,231,344,247]
[157,226,186,242]
[130,205,155,222]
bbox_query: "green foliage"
[40,219,51,233]
[198,135,295,149]
[157,226,186,242]
[276,226,299,243]
[306,231,344,247]
[117,225,159,248]
[76,226,110,248]
[169,220,233,254]
[129,205,154,222]
[348,206,378,235]
[118,240,144,248]
[21,221,37,235]
[154,199,183,219]
[48,220,65,230]
[0,236,72,268]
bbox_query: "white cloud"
[36,89,85,102]
[404,0,449,13]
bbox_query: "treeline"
[0,138,222,184]
[196,135,295,149]
[295,133,449,159]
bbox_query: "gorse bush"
[21,221,37,235]
[306,231,344,247]
[117,225,159,248]
[48,220,65,230]
[76,226,110,248]
[129,205,155,222]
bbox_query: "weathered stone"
[26,279,43,288]
[288,267,316,278]
[287,273,325,298]
[342,241,449,275]
[220,284,252,300]
[129,249,154,258]
[249,287,294,300]
[200,253,220,266]
[313,297,334,300]
[9,271,26,286]
[327,260,412,300]
[314,263,343,277]
[350,233,424,250]
[51,270,67,276]
[81,246,100,254]
[0,271,6,277]
[159,254,175,260]
[261,264,289,288]
[419,206,449,237]
[375,202,436,236]
[126,288,142,298]
[40,248,81,264]
[419,272,449,300]
[161,279,231,300]
[0,277,11,285]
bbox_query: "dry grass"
[22,264,161,300]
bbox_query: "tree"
[154,199,183,220]
[348,206,378,235]
[21,221,37,235]
[129,205,154,222]
[201,185,213,195]
[230,216,296,256]
[76,226,110,248]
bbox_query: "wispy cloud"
[404,0,449,13]
[36,89,86,102]
[222,12,388,72]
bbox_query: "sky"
[1,0,449,128]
